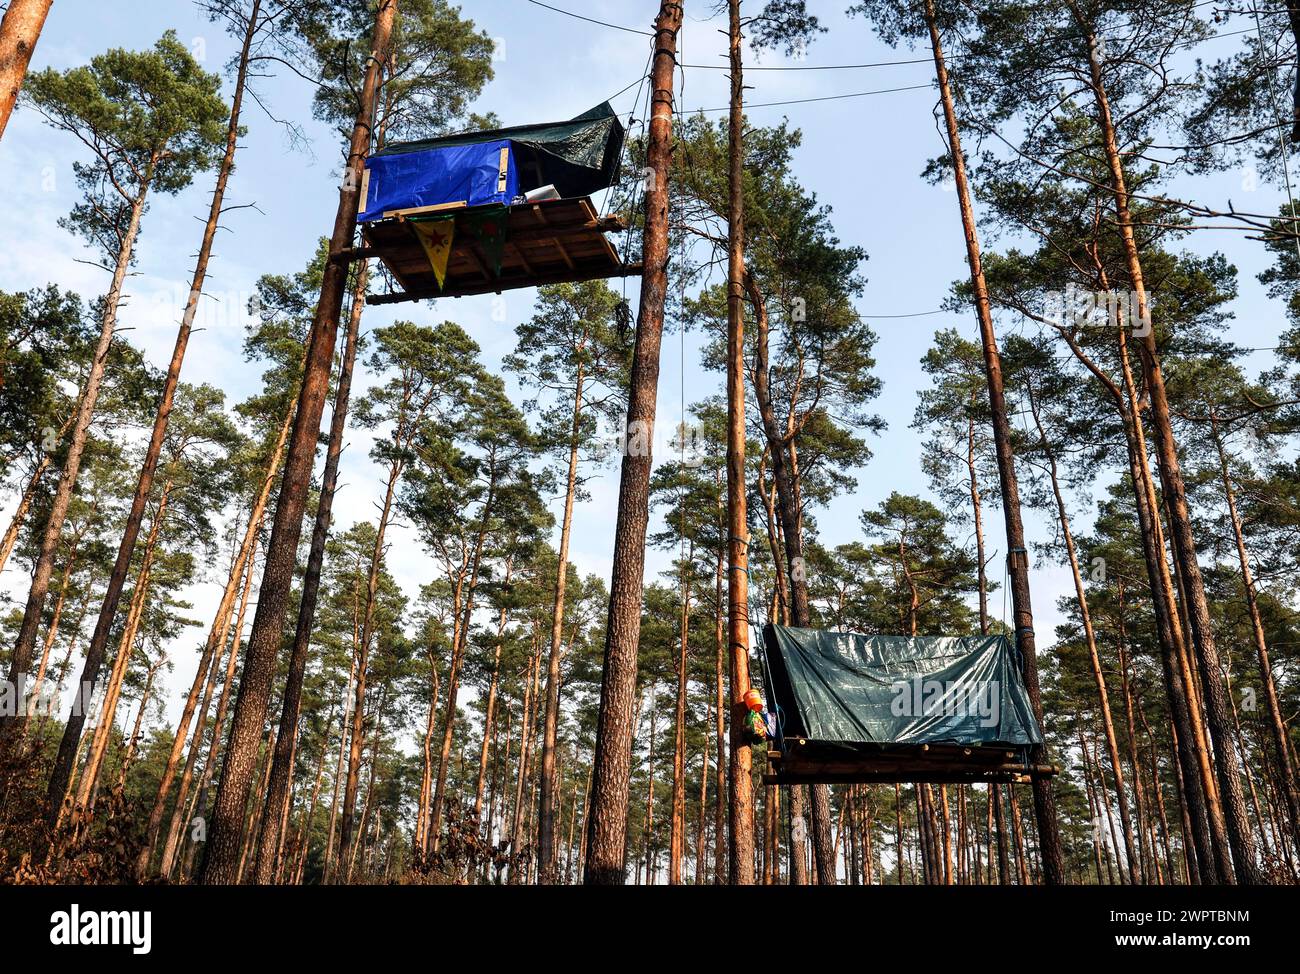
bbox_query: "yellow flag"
[412,218,455,289]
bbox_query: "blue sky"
[1,0,1293,724]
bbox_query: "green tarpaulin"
[761,625,1043,748]
[373,102,624,200]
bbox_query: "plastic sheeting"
[358,139,516,221]
[762,625,1043,748]
[370,102,625,200]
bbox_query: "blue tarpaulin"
[358,139,517,222]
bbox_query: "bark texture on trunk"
[135,401,290,880]
[538,370,584,883]
[923,0,1064,883]
[0,0,53,141]
[6,169,151,767]
[254,259,368,883]
[1210,413,1300,854]
[44,0,262,831]
[198,0,396,885]
[724,0,754,886]
[1078,19,1258,883]
[584,0,681,886]
[1025,381,1139,883]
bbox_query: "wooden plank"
[551,236,576,270]
[497,146,509,193]
[384,200,468,219]
[763,762,1057,786]
[366,261,643,304]
[329,246,378,264]
[362,196,637,302]
[779,757,1051,775]
[764,771,1046,786]
[507,241,534,275]
[464,241,493,281]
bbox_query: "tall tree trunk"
[505,644,533,871]
[287,708,335,885]
[847,787,860,885]
[1210,413,1300,853]
[473,555,513,832]
[713,473,729,884]
[509,637,542,880]
[538,368,584,884]
[134,400,288,880]
[341,456,403,864]
[584,0,681,886]
[324,651,357,883]
[198,0,396,886]
[0,441,60,574]
[235,727,275,883]
[923,0,1064,882]
[1026,380,1140,883]
[574,764,591,884]
[26,525,81,723]
[864,789,875,884]
[5,169,152,764]
[163,533,257,879]
[966,412,990,632]
[0,0,53,141]
[255,260,368,882]
[991,783,1010,884]
[414,657,440,855]
[746,272,832,883]
[939,785,954,885]
[347,689,386,883]
[1008,788,1030,884]
[1080,727,1109,884]
[696,700,710,884]
[428,469,498,851]
[1104,324,1225,882]
[566,773,582,885]
[1115,616,1150,883]
[1078,15,1258,884]
[51,0,263,831]
[723,0,755,887]
[669,548,691,884]
[115,654,163,794]
[643,684,658,885]
[73,482,171,820]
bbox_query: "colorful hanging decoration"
[411,216,456,289]
[464,204,509,276]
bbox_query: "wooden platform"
[360,196,640,304]
[763,739,1057,786]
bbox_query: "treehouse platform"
[360,197,639,304]
[760,624,1057,786]
[348,101,638,303]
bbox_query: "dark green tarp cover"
[762,625,1043,748]
[373,103,624,200]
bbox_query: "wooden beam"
[507,241,534,275]
[365,262,644,305]
[464,242,493,281]
[385,200,467,219]
[763,765,1057,786]
[329,246,378,264]
[551,236,576,270]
